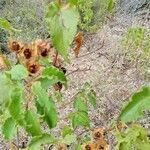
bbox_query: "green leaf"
[32,82,58,129]
[107,0,114,12]
[61,125,72,137]
[2,117,17,140]
[87,90,96,108]
[45,2,79,61]
[32,82,49,107]
[0,17,11,30]
[119,86,150,122]
[45,2,60,18]
[9,88,24,125]
[35,101,45,116]
[25,110,42,137]
[75,144,82,150]
[68,0,78,5]
[0,73,14,105]
[29,134,56,150]
[10,64,28,80]
[44,98,58,129]
[72,111,90,128]
[39,77,53,89]
[42,66,67,86]
[115,124,150,150]
[73,97,87,112]
[62,134,77,145]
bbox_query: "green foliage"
[32,82,58,129]
[0,17,12,30]
[72,111,90,128]
[2,117,17,140]
[77,0,95,31]
[61,125,73,137]
[122,27,150,78]
[107,0,115,12]
[70,83,96,128]
[42,66,67,87]
[9,88,24,125]
[25,110,42,137]
[119,86,150,123]
[115,124,150,150]
[45,1,79,61]
[9,64,28,80]
[62,134,77,145]
[0,73,14,105]
[28,134,56,150]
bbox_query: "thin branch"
[53,51,58,67]
[16,128,20,149]
[66,66,92,76]
[73,40,105,59]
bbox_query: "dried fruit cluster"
[8,39,62,74]
[82,128,108,150]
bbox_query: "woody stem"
[53,51,58,67]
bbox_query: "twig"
[66,66,91,76]
[17,128,19,149]
[53,51,58,67]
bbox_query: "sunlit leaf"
[32,82,58,129]
[72,111,90,128]
[115,124,150,150]
[45,2,79,61]
[42,66,67,86]
[61,125,72,137]
[44,98,58,129]
[73,97,87,112]
[68,0,78,5]
[107,0,114,12]
[29,134,56,150]
[25,110,42,137]
[63,134,77,145]
[119,86,150,122]
[32,82,49,107]
[10,64,28,80]
[9,88,24,125]
[0,73,14,105]
[0,18,11,30]
[2,117,17,140]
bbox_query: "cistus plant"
[0,0,97,149]
[0,0,150,150]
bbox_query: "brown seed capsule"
[23,48,32,59]
[35,39,51,57]
[40,48,49,57]
[95,139,108,150]
[8,40,21,53]
[26,60,40,74]
[56,143,67,150]
[92,128,105,140]
[82,143,95,150]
